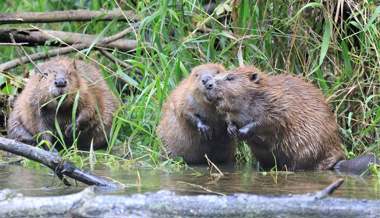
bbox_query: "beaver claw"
[197,123,212,140]
[227,124,238,137]
[238,126,251,139]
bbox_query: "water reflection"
[0,164,379,199]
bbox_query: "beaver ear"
[249,72,260,84]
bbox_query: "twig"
[177,181,225,196]
[98,22,140,44]
[0,42,28,46]
[98,49,133,69]
[0,23,139,73]
[204,154,224,177]
[0,137,120,187]
[9,33,42,73]
[312,178,344,200]
[0,9,139,24]
[0,28,137,51]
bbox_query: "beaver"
[156,63,236,164]
[7,57,119,150]
[205,65,370,171]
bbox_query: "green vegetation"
[0,0,379,169]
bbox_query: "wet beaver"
[7,57,119,150]
[206,66,378,172]
[157,64,236,164]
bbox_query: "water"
[0,164,379,199]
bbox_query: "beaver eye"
[226,75,234,81]
[40,70,48,78]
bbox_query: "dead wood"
[0,23,139,72]
[1,179,379,218]
[0,28,137,51]
[0,9,139,24]
[0,136,120,188]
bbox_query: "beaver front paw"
[197,123,212,140]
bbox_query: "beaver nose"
[205,82,213,90]
[54,78,67,88]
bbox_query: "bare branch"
[0,24,139,72]
[312,178,344,199]
[0,137,120,187]
[0,44,88,72]
[0,42,27,46]
[0,9,139,24]
[0,28,137,51]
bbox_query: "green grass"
[0,0,379,169]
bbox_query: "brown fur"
[209,66,345,170]
[157,64,236,164]
[7,57,119,150]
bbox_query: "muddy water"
[0,164,379,199]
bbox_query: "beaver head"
[208,66,267,113]
[190,63,226,104]
[36,59,81,106]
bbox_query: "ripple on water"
[0,164,379,199]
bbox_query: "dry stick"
[0,42,28,46]
[0,9,139,24]
[204,154,224,176]
[312,178,344,199]
[0,137,120,187]
[0,23,139,73]
[0,29,137,51]
[9,33,43,74]
[177,181,225,196]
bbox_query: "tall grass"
[0,0,379,167]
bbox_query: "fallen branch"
[0,29,137,51]
[0,44,89,73]
[0,137,120,188]
[1,179,378,218]
[0,10,139,24]
[0,23,139,73]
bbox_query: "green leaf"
[1,84,15,95]
[71,91,80,140]
[363,6,380,31]
[0,74,5,85]
[341,40,352,78]
[116,68,139,88]
[319,18,332,65]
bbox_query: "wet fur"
[157,64,236,164]
[7,57,119,150]
[211,66,345,170]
